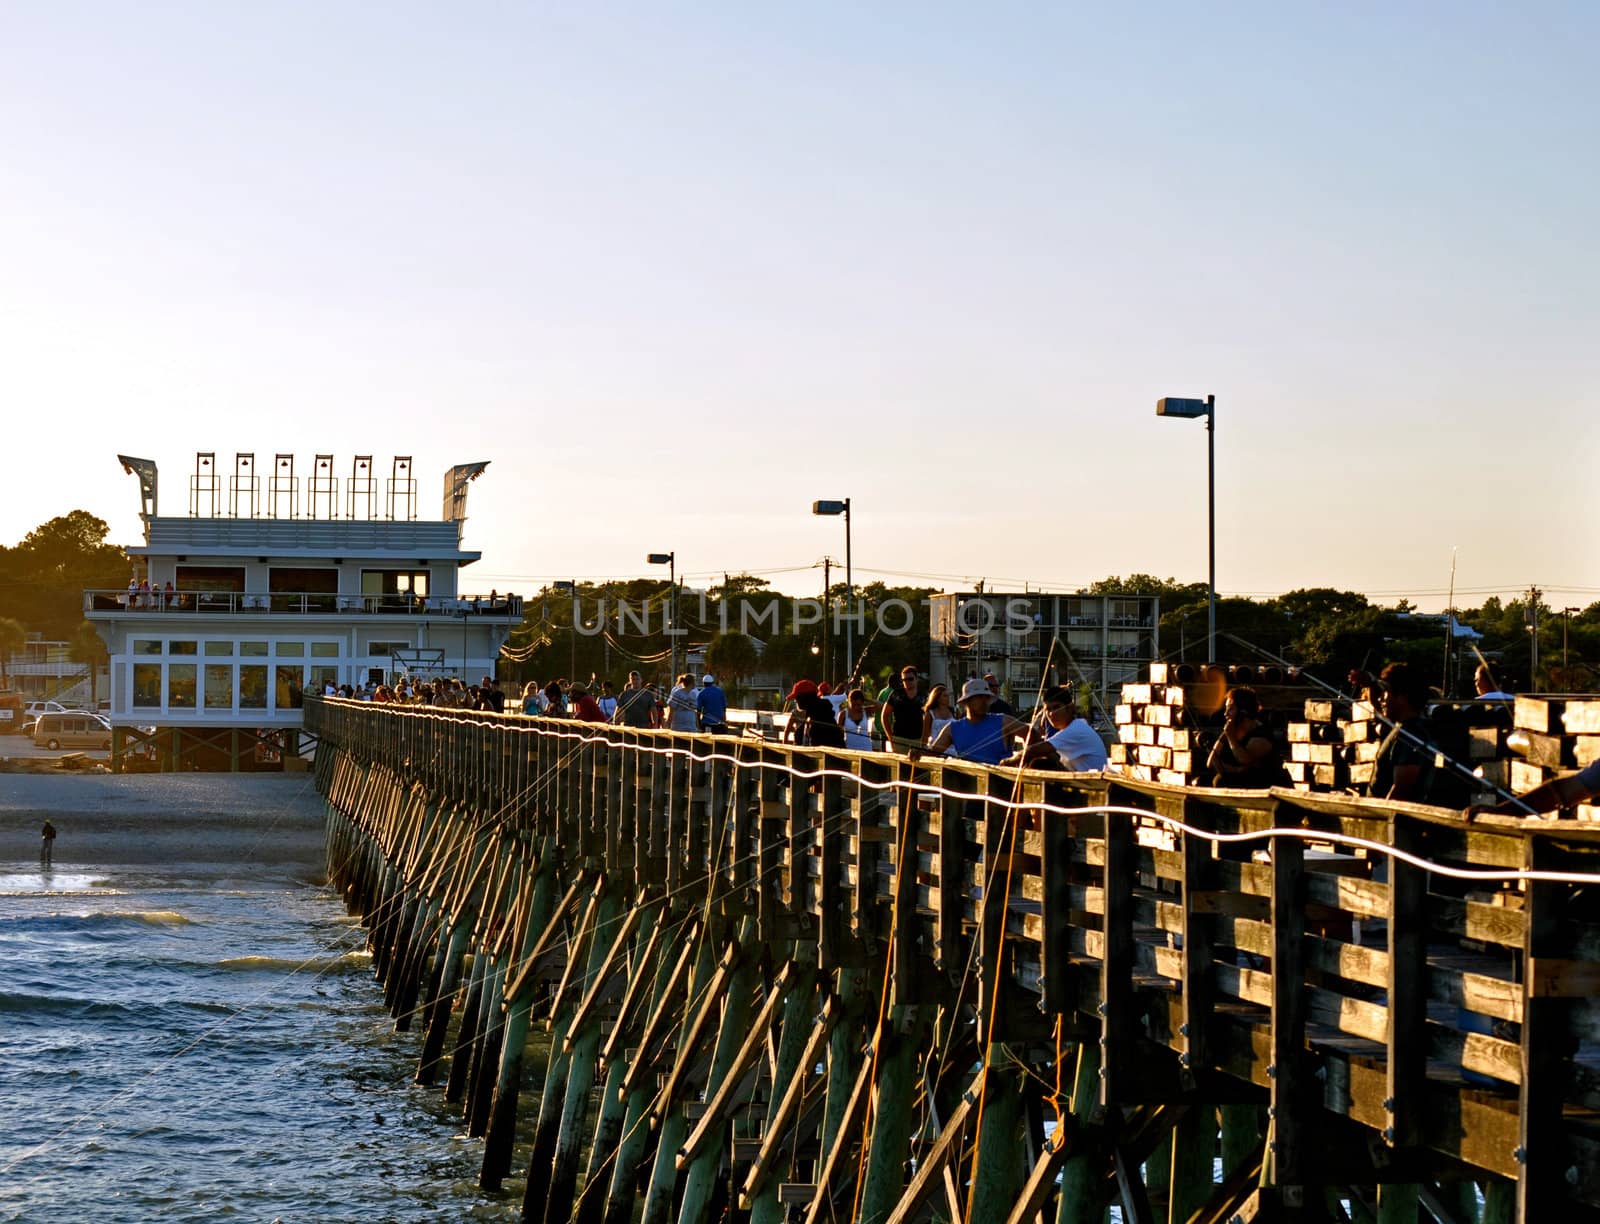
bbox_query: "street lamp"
[812,499,852,682]
[647,552,676,684]
[1155,395,1216,664]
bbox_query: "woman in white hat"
[925,678,1031,764]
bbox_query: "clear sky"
[2,3,1595,609]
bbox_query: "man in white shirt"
[1472,664,1514,701]
[1005,685,1107,772]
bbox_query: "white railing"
[84,589,523,618]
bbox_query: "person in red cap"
[784,679,844,748]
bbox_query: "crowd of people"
[329,675,509,711]
[777,667,1109,772]
[328,657,1592,816]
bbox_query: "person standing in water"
[40,820,56,868]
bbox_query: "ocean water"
[0,862,523,1224]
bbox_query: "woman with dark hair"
[543,681,567,717]
[921,684,957,748]
[1205,686,1283,788]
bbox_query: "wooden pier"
[305,697,1600,1222]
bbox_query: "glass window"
[133,640,162,656]
[309,665,339,694]
[168,664,197,708]
[361,569,430,596]
[274,641,305,657]
[310,642,339,658]
[239,664,268,709]
[205,665,233,709]
[205,641,234,657]
[268,567,338,593]
[169,640,197,656]
[239,641,268,657]
[275,665,305,709]
[133,663,162,707]
[175,565,245,592]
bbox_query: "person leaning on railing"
[878,667,924,754]
[1204,686,1284,788]
[1468,759,1600,819]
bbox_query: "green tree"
[0,510,129,640]
[0,617,24,687]
[758,632,822,690]
[1272,587,1371,624]
[1087,574,1209,607]
[704,632,760,700]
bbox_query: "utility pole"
[1528,585,1542,690]
[822,556,832,684]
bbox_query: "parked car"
[24,701,70,720]
[31,712,112,752]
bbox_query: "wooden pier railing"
[305,696,1600,1222]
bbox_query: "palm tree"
[71,621,109,707]
[0,617,25,689]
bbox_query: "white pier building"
[86,453,519,769]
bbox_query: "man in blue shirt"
[696,673,729,734]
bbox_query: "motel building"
[86,453,520,770]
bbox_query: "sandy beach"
[0,774,326,875]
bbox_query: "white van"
[32,712,112,752]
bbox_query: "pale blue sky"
[2,3,1595,607]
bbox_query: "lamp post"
[1155,396,1216,664]
[812,499,852,681]
[647,552,676,685]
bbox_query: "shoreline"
[0,774,326,873]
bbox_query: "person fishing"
[40,820,56,868]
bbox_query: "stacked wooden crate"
[1108,663,1194,785]
[1283,697,1384,794]
[1505,696,1600,819]
[1426,701,1512,807]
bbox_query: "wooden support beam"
[1101,808,1136,1105]
[1269,831,1309,1193]
[1386,814,1427,1151]
[1113,1144,1156,1224]
[649,943,738,1124]
[1179,796,1217,1085]
[888,1065,987,1224]
[1518,836,1572,1219]
[856,1007,924,1224]
[969,1051,1029,1223]
[564,898,648,1051]
[800,1049,877,1224]
[677,960,797,1167]
[740,993,837,1209]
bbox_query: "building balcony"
[85,589,524,619]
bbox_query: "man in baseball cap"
[696,673,728,734]
[925,677,1030,763]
